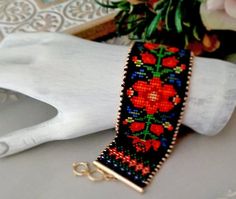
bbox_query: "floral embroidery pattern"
[144,43,159,50]
[140,52,156,65]
[129,77,177,114]
[162,56,179,68]
[129,122,145,132]
[97,42,192,188]
[150,124,164,136]
[129,136,161,152]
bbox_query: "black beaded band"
[94,42,193,192]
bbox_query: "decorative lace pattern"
[0,0,113,41]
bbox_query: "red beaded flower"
[129,122,145,132]
[167,47,179,53]
[126,88,134,97]
[150,124,164,136]
[132,137,151,152]
[129,77,176,114]
[142,166,150,175]
[144,43,159,50]
[162,56,179,68]
[132,56,138,62]
[140,52,156,65]
[129,136,161,152]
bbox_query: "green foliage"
[96,0,206,47]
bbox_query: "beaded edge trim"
[94,43,194,192]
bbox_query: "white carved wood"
[0,32,235,157]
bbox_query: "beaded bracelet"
[73,42,193,193]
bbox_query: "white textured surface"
[200,0,236,31]
[0,32,235,158]
[0,0,113,41]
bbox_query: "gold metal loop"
[87,168,106,182]
[97,168,116,181]
[72,162,116,182]
[72,162,89,176]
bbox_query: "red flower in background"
[162,56,179,68]
[188,34,220,56]
[147,0,159,11]
[140,52,156,65]
[187,41,203,56]
[129,122,145,132]
[150,124,164,136]
[144,43,159,50]
[202,34,220,52]
[130,77,176,114]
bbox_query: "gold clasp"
[72,162,116,182]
